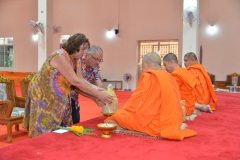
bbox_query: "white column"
[182,0,199,66]
[38,0,53,70]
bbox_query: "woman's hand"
[94,98,105,107]
[96,91,113,105]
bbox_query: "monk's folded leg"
[195,103,213,113]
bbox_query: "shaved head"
[184,52,198,67]
[142,53,161,66]
[163,53,178,64]
[184,52,198,61]
[142,53,161,71]
[162,53,180,73]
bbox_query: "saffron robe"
[171,68,197,116]
[186,64,218,110]
[106,70,196,140]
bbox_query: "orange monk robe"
[171,68,197,116]
[106,70,196,140]
[186,64,218,110]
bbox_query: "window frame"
[0,37,14,68]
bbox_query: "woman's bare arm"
[50,55,112,104]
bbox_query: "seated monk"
[106,53,196,140]
[163,53,212,116]
[163,53,197,116]
[184,52,218,111]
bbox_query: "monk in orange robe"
[163,53,213,114]
[106,53,196,140]
[184,52,218,111]
[163,53,197,116]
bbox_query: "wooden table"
[103,80,122,90]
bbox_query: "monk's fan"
[102,84,118,117]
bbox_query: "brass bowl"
[97,123,117,138]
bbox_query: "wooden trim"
[214,81,227,88]
[102,80,122,90]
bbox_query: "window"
[138,40,179,80]
[0,37,14,67]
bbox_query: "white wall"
[0,0,38,72]
[0,0,239,89]
[199,0,240,81]
[52,0,183,89]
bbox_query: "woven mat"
[114,127,162,139]
[105,120,161,139]
[107,120,188,139]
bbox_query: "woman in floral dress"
[23,33,113,138]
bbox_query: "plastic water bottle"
[229,86,232,92]
[234,84,237,92]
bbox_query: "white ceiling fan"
[30,20,62,34]
[30,20,44,34]
[183,6,198,27]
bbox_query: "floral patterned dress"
[23,49,78,138]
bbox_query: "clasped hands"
[95,87,113,107]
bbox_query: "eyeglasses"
[89,54,103,63]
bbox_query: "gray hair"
[87,45,103,55]
[163,53,178,63]
[143,52,161,67]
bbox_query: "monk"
[184,52,218,111]
[163,53,212,115]
[106,53,196,140]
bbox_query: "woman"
[23,33,112,138]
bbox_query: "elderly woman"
[23,33,112,138]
